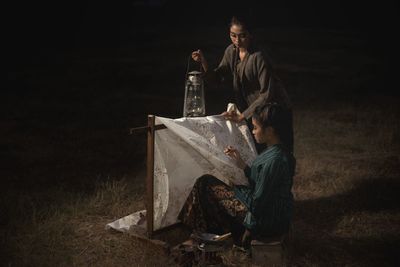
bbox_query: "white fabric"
[153,108,257,230]
[105,210,147,236]
[105,105,257,233]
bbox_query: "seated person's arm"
[243,159,287,230]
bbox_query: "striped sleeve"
[243,157,286,230]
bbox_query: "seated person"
[178,102,295,248]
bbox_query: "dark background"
[5,0,398,76]
[3,0,399,190]
[2,0,400,265]
[3,0,399,193]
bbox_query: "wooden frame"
[146,115,156,238]
[131,115,182,239]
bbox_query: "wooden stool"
[250,235,287,267]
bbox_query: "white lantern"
[183,70,206,117]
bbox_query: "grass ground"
[2,27,399,266]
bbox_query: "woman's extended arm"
[192,46,232,83]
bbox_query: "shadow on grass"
[292,177,400,266]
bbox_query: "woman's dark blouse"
[206,44,294,153]
[234,144,294,237]
[208,44,291,120]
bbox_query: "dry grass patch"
[5,176,176,266]
[290,102,400,266]
[3,101,399,266]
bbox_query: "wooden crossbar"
[129,124,166,134]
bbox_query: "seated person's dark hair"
[253,102,293,154]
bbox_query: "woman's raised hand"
[191,49,205,63]
[221,110,245,123]
[191,49,208,72]
[224,146,247,169]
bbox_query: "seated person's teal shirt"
[234,144,294,237]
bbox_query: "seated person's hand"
[221,110,245,123]
[224,146,247,169]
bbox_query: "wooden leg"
[147,115,155,238]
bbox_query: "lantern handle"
[185,53,202,79]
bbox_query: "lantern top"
[188,71,202,76]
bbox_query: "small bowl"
[190,232,228,244]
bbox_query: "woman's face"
[251,118,268,144]
[230,24,250,49]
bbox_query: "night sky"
[5,0,398,81]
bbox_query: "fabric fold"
[152,109,256,230]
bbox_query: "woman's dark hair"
[253,102,294,153]
[230,14,254,33]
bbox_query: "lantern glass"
[183,71,205,117]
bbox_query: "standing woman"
[192,15,293,153]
